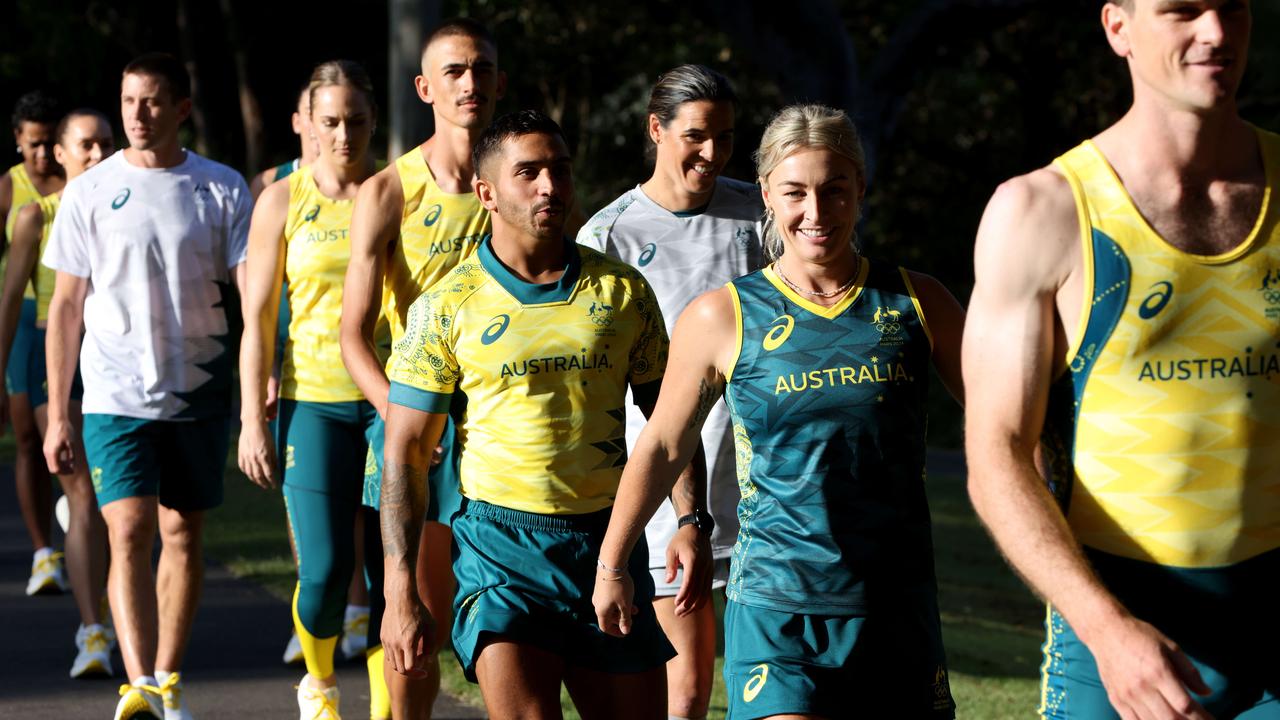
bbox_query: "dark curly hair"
[11,90,62,131]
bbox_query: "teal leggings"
[279,399,378,638]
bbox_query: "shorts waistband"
[462,499,612,532]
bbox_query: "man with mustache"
[964,2,1279,719]
[381,109,675,719]
[340,16,503,719]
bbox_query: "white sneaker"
[297,675,341,719]
[338,606,369,660]
[113,679,163,720]
[157,671,193,720]
[283,631,304,665]
[70,623,115,678]
[26,548,68,596]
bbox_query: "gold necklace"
[774,256,861,299]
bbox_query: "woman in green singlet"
[593,104,966,720]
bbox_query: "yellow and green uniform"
[1037,130,1280,719]
[31,193,59,325]
[4,164,48,397]
[4,163,43,300]
[362,146,491,512]
[387,238,674,679]
[276,166,379,681]
[719,261,953,719]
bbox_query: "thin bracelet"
[597,558,626,575]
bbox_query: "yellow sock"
[292,583,337,680]
[367,645,391,719]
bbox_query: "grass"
[202,433,1045,719]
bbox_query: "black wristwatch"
[677,510,716,534]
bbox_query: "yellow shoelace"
[118,672,181,709]
[33,551,64,575]
[296,683,340,720]
[83,629,111,654]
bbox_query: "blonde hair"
[754,104,866,260]
[307,60,378,117]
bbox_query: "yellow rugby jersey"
[387,239,668,515]
[1041,128,1280,569]
[32,192,59,324]
[280,166,364,402]
[381,147,490,359]
[4,163,42,299]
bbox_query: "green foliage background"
[4,1,1278,443]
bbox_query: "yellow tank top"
[32,193,59,325]
[381,146,490,358]
[1042,128,1280,569]
[280,166,364,402]
[4,163,41,300]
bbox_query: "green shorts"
[82,413,230,510]
[450,499,674,682]
[723,594,955,720]
[362,413,463,524]
[5,298,38,397]
[1040,548,1280,719]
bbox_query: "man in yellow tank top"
[1,90,67,599]
[340,17,504,719]
[965,3,1278,719]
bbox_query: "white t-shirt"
[578,177,764,561]
[43,150,250,420]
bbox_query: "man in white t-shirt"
[42,53,250,720]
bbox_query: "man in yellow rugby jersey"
[381,109,697,719]
[340,17,503,719]
[964,2,1279,719]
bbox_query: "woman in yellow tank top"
[0,108,115,679]
[237,60,381,718]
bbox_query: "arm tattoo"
[380,462,429,569]
[687,377,719,430]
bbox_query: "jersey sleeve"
[41,181,90,278]
[225,173,251,268]
[387,288,459,413]
[626,275,668,407]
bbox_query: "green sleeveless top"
[723,259,937,615]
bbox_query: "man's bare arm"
[380,402,446,675]
[963,169,1211,719]
[340,168,403,417]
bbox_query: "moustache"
[533,198,565,214]
[457,94,488,107]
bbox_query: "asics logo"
[304,204,320,222]
[743,663,768,703]
[762,315,794,351]
[481,314,510,345]
[111,188,131,210]
[638,242,657,267]
[1138,281,1173,320]
[423,204,443,227]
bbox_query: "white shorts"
[649,557,730,598]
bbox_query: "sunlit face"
[120,72,191,151]
[13,121,58,177]
[418,35,505,131]
[477,132,574,243]
[651,99,734,201]
[1108,0,1250,112]
[309,84,374,167]
[54,115,114,179]
[762,147,863,265]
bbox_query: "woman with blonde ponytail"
[594,104,966,719]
